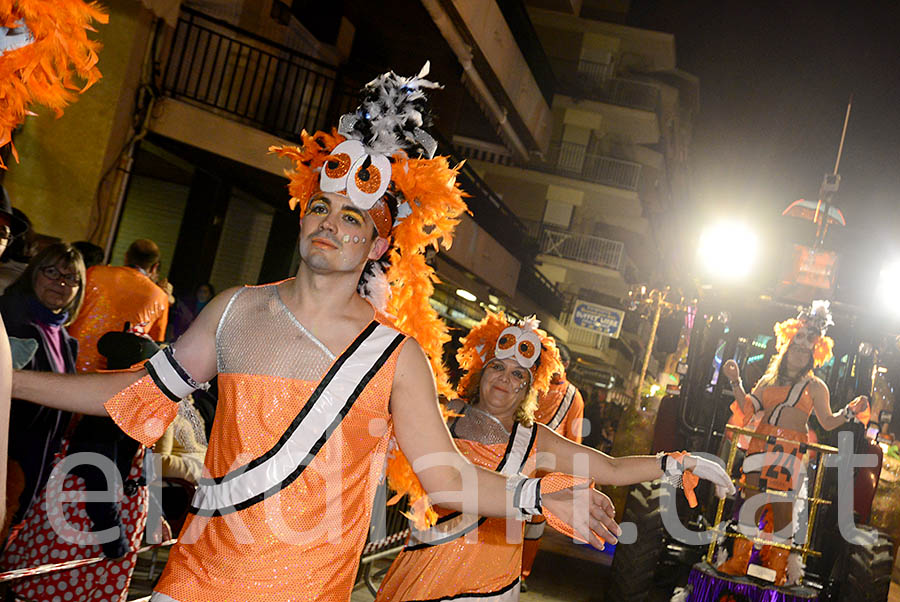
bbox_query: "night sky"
[629,1,900,305]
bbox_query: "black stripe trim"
[189,328,404,516]
[497,421,519,469]
[749,394,763,412]
[404,517,488,551]
[404,577,520,602]
[144,359,181,402]
[199,321,380,487]
[408,423,533,550]
[769,380,809,425]
[547,384,575,430]
[435,511,462,525]
[164,346,202,389]
[518,426,537,473]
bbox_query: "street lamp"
[628,287,695,411]
[697,220,758,281]
[876,260,900,313]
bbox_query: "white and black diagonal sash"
[189,321,405,517]
[767,379,809,426]
[405,422,536,550]
[546,384,576,431]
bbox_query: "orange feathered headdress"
[774,299,834,367]
[456,311,563,400]
[271,64,468,529]
[0,0,108,168]
[270,62,468,397]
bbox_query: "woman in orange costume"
[718,301,868,586]
[376,312,736,601]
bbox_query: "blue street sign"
[572,300,625,339]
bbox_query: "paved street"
[127,530,900,601]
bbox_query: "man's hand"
[541,475,621,550]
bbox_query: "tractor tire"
[836,525,893,602]
[606,480,668,602]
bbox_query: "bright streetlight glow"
[876,259,900,312]
[456,288,477,302]
[697,220,758,281]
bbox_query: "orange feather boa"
[0,0,108,167]
[271,132,468,528]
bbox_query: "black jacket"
[0,293,78,522]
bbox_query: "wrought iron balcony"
[158,9,566,318]
[550,58,659,112]
[537,224,625,273]
[161,7,341,141]
[538,141,642,191]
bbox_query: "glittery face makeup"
[479,357,532,417]
[300,193,379,272]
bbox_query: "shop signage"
[572,299,624,339]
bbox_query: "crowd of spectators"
[0,186,214,594]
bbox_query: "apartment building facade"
[453,2,697,400]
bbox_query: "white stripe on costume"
[547,384,576,431]
[409,424,534,547]
[191,323,402,514]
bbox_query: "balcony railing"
[161,7,340,140]
[451,137,642,193]
[538,142,642,191]
[537,225,625,272]
[157,11,565,317]
[550,58,659,112]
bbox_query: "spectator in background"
[67,238,169,372]
[71,241,105,269]
[0,243,84,528]
[0,189,34,294]
[169,282,214,341]
[0,192,25,536]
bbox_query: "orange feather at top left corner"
[0,0,108,168]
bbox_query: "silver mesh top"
[446,398,512,446]
[216,284,336,381]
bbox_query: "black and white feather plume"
[338,61,442,159]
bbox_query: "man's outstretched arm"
[390,340,621,549]
[11,287,237,417]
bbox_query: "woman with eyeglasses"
[0,242,85,531]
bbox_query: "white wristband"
[507,475,542,520]
[146,347,204,401]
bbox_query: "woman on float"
[375,311,736,601]
[718,300,868,585]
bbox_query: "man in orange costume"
[12,66,625,602]
[521,341,584,587]
[68,239,169,371]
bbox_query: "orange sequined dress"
[738,379,814,491]
[105,283,407,602]
[68,265,169,372]
[375,400,537,602]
